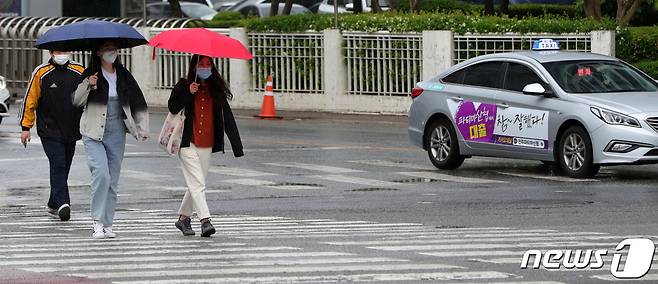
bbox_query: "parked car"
[229,0,311,17]
[140,2,218,20]
[0,75,10,125]
[317,0,389,14]
[408,39,658,178]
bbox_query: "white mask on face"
[102,50,118,64]
[53,54,70,65]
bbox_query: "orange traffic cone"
[256,75,282,119]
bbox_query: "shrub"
[507,4,578,19]
[189,11,246,28]
[243,12,617,34]
[616,27,658,64]
[633,60,658,80]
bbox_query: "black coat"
[167,78,244,157]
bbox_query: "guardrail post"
[131,27,156,104]
[323,29,346,111]
[422,30,453,80]
[229,28,250,99]
[590,30,615,57]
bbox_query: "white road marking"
[367,242,619,251]
[0,241,245,248]
[420,251,527,257]
[0,252,353,265]
[0,246,301,258]
[397,171,506,184]
[472,257,658,265]
[265,162,364,173]
[78,263,464,279]
[209,166,278,177]
[496,171,599,182]
[121,170,172,182]
[309,174,398,187]
[26,257,406,273]
[324,235,642,246]
[223,178,276,186]
[113,272,519,284]
[349,159,434,170]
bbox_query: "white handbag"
[158,110,185,156]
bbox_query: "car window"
[461,62,503,89]
[543,60,658,94]
[328,0,347,6]
[505,63,544,92]
[441,69,465,84]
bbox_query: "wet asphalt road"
[1,107,658,283]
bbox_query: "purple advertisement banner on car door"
[454,101,497,143]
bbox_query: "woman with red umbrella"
[168,55,244,237]
[150,28,250,237]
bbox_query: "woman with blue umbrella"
[38,20,149,239]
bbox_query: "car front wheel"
[426,118,465,170]
[558,126,599,178]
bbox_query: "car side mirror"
[523,83,554,98]
[345,3,354,11]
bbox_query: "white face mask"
[52,54,70,65]
[102,50,118,64]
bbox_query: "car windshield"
[543,60,658,94]
[181,3,217,17]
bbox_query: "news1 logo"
[520,238,655,279]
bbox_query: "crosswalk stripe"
[78,263,464,279]
[222,178,276,186]
[26,257,407,273]
[471,257,658,265]
[0,241,245,248]
[0,246,301,259]
[264,162,364,173]
[0,252,353,265]
[209,166,278,177]
[496,171,599,182]
[420,251,527,257]
[349,159,434,170]
[397,171,506,184]
[367,242,620,251]
[309,174,398,187]
[592,273,658,281]
[229,231,608,239]
[112,271,518,284]
[324,235,642,246]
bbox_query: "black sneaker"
[175,217,195,236]
[57,204,70,221]
[201,221,216,237]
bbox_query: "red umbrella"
[149,28,252,60]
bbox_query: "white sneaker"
[104,226,117,238]
[92,221,105,239]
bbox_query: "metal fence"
[249,32,324,93]
[150,28,231,89]
[344,32,423,96]
[454,34,592,64]
[0,16,190,93]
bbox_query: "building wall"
[22,0,62,17]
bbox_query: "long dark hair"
[187,55,233,101]
[89,41,122,74]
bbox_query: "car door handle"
[450,96,464,102]
[496,103,510,109]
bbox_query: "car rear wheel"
[426,118,465,170]
[558,126,599,178]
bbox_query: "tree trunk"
[371,0,381,13]
[616,0,642,26]
[409,0,420,14]
[167,0,184,17]
[283,0,293,15]
[583,0,601,20]
[484,0,494,15]
[270,0,280,16]
[353,0,364,14]
[499,0,509,15]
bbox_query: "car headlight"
[0,76,5,90]
[590,106,641,128]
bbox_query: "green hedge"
[617,27,658,64]
[507,4,578,18]
[189,11,247,28]
[242,12,616,34]
[390,0,577,18]
[633,60,658,80]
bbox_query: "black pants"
[41,138,76,209]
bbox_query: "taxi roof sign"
[532,39,560,51]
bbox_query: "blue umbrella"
[35,20,147,51]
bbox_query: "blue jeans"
[83,96,126,226]
[41,138,75,209]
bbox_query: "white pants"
[178,144,212,220]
